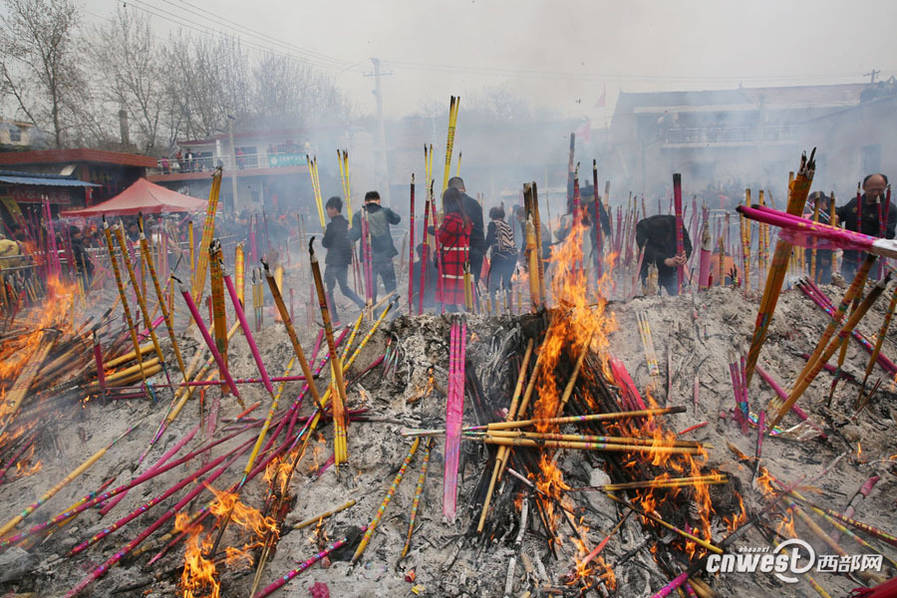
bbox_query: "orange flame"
[175,512,220,598]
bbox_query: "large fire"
[530,216,617,586]
[527,214,744,589]
[177,484,279,598]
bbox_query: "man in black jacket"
[836,173,895,280]
[69,226,93,284]
[349,190,401,302]
[322,196,364,322]
[636,214,692,296]
[448,177,485,285]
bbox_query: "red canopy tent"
[60,178,207,217]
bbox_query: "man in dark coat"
[349,190,401,303]
[69,226,93,284]
[836,173,895,280]
[447,177,485,285]
[636,214,692,296]
[322,196,364,323]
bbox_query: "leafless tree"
[160,32,253,141]
[252,53,350,128]
[87,7,165,153]
[0,0,86,148]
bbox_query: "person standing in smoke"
[349,190,401,303]
[836,173,896,281]
[556,184,611,263]
[447,177,485,287]
[69,226,93,284]
[485,205,517,298]
[635,213,692,296]
[436,187,472,312]
[805,191,835,284]
[321,196,364,324]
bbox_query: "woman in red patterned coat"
[437,187,472,311]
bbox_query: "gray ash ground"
[1,281,896,597]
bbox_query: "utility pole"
[864,68,881,83]
[368,58,392,205]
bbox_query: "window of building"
[9,126,21,142]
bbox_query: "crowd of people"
[1,170,891,320]
[632,172,895,295]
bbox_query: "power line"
[123,0,360,74]
[166,0,350,69]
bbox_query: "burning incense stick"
[443,318,465,521]
[531,182,546,305]
[263,261,324,411]
[177,280,242,403]
[309,237,349,465]
[476,338,534,533]
[254,532,359,598]
[353,438,420,563]
[0,423,138,537]
[191,168,222,304]
[857,281,897,406]
[401,437,432,558]
[475,429,702,448]
[209,241,228,375]
[593,160,604,280]
[408,173,415,313]
[604,492,722,555]
[293,499,357,530]
[673,173,684,293]
[769,258,880,428]
[403,406,687,437]
[479,436,703,455]
[441,95,460,192]
[581,474,727,492]
[139,232,191,401]
[744,150,816,384]
[101,220,149,395]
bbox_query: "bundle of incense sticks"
[771,266,886,428]
[727,351,749,434]
[441,95,460,192]
[418,145,434,315]
[306,154,325,231]
[443,317,465,521]
[636,311,660,384]
[352,438,420,563]
[407,173,415,313]
[191,168,222,304]
[360,198,374,305]
[403,407,688,437]
[743,150,816,385]
[256,534,360,598]
[401,437,432,558]
[797,278,897,375]
[337,148,352,220]
[739,202,897,261]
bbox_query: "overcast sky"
[84,0,897,123]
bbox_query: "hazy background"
[80,0,897,123]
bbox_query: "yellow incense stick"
[191,168,222,304]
